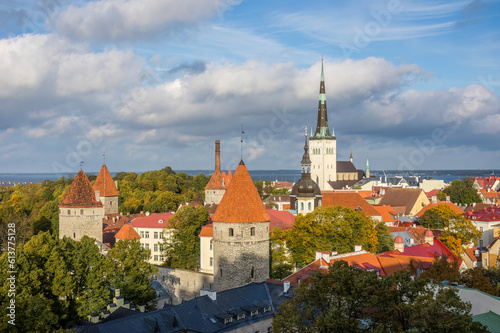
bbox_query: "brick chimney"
[395,235,404,252]
[424,229,434,245]
[215,140,221,172]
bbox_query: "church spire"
[301,127,311,174]
[313,58,335,140]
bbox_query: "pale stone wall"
[296,197,315,214]
[200,235,214,274]
[310,138,337,191]
[155,266,214,304]
[134,227,173,265]
[205,189,225,205]
[100,195,118,215]
[337,172,358,181]
[226,317,273,333]
[213,221,270,291]
[408,191,430,216]
[59,206,104,243]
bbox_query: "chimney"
[283,281,290,293]
[215,140,221,172]
[431,196,437,204]
[331,251,338,256]
[138,305,145,313]
[354,244,362,252]
[446,196,450,203]
[424,229,434,246]
[315,251,330,262]
[95,190,100,199]
[88,315,100,323]
[114,180,118,189]
[200,289,217,301]
[394,235,404,252]
[475,249,480,257]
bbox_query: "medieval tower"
[290,129,322,214]
[59,170,104,243]
[93,164,119,215]
[310,59,337,191]
[212,160,270,291]
[205,140,231,205]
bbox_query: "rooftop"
[93,164,119,197]
[59,170,103,208]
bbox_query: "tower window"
[67,210,71,215]
[251,227,255,236]
[301,202,304,210]
[229,228,234,237]
[251,266,254,278]
[210,257,213,266]
[80,209,84,215]
[220,268,223,277]
[73,233,75,239]
[308,202,311,210]
[210,240,213,250]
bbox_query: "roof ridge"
[93,164,119,197]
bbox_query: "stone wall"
[100,195,118,215]
[226,318,273,333]
[155,266,214,305]
[213,221,270,291]
[205,189,225,205]
[59,206,104,243]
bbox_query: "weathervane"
[103,153,106,165]
[240,123,245,160]
[305,126,308,137]
[80,161,84,170]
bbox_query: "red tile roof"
[199,223,213,237]
[475,176,500,189]
[322,192,382,217]
[373,205,397,223]
[212,162,270,223]
[205,169,225,190]
[115,224,141,240]
[415,202,464,218]
[464,206,500,222]
[93,164,119,197]
[464,247,481,262]
[425,189,441,199]
[378,188,427,215]
[129,212,175,229]
[59,170,103,208]
[267,209,294,231]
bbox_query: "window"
[229,228,234,237]
[159,233,164,239]
[301,202,304,210]
[237,314,245,320]
[160,255,164,261]
[224,317,232,324]
[154,232,158,239]
[140,231,144,238]
[484,259,488,266]
[480,240,484,248]
[73,233,76,239]
[144,243,149,250]
[219,268,223,277]
[251,310,258,316]
[210,257,213,266]
[154,244,158,252]
[480,227,483,232]
[80,209,84,215]
[308,202,311,210]
[264,306,271,312]
[154,255,158,261]
[67,210,71,215]
[159,244,163,252]
[210,240,213,250]
[251,227,255,236]
[251,267,254,278]
[145,231,149,238]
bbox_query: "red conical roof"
[115,224,141,240]
[93,164,119,197]
[213,161,270,223]
[205,169,225,190]
[59,170,102,208]
[395,235,404,244]
[425,229,434,237]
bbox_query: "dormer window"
[237,314,245,320]
[251,310,258,316]
[158,219,164,223]
[224,317,233,324]
[264,306,271,312]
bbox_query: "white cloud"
[53,0,241,42]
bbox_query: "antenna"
[305,126,307,137]
[103,153,106,165]
[240,123,244,161]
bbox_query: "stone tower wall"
[213,221,269,291]
[59,206,104,243]
[100,195,118,215]
[205,189,225,205]
[310,138,337,190]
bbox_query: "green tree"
[193,174,209,191]
[273,261,488,333]
[420,255,462,284]
[285,206,385,267]
[443,177,481,205]
[162,205,209,270]
[270,227,293,279]
[420,204,481,256]
[108,239,159,311]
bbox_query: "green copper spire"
[312,58,335,140]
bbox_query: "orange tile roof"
[115,224,141,240]
[205,169,225,190]
[93,164,119,197]
[415,202,464,218]
[373,205,397,222]
[378,188,426,215]
[199,223,213,237]
[212,161,270,223]
[425,189,441,199]
[130,212,175,229]
[464,247,480,262]
[322,192,382,217]
[333,189,374,198]
[59,170,103,208]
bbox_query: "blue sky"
[0,0,499,174]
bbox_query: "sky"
[1,0,500,174]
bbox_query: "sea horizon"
[0,169,498,185]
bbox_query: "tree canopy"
[162,205,210,270]
[420,204,481,256]
[273,260,489,333]
[0,233,158,331]
[443,177,481,205]
[285,206,393,267]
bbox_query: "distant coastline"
[0,169,498,186]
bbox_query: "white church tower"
[310,59,336,191]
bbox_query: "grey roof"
[77,281,293,333]
[327,179,359,190]
[152,280,171,300]
[336,161,357,173]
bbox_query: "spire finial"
[305,126,308,137]
[321,57,324,82]
[103,153,106,165]
[79,161,84,170]
[240,123,244,161]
